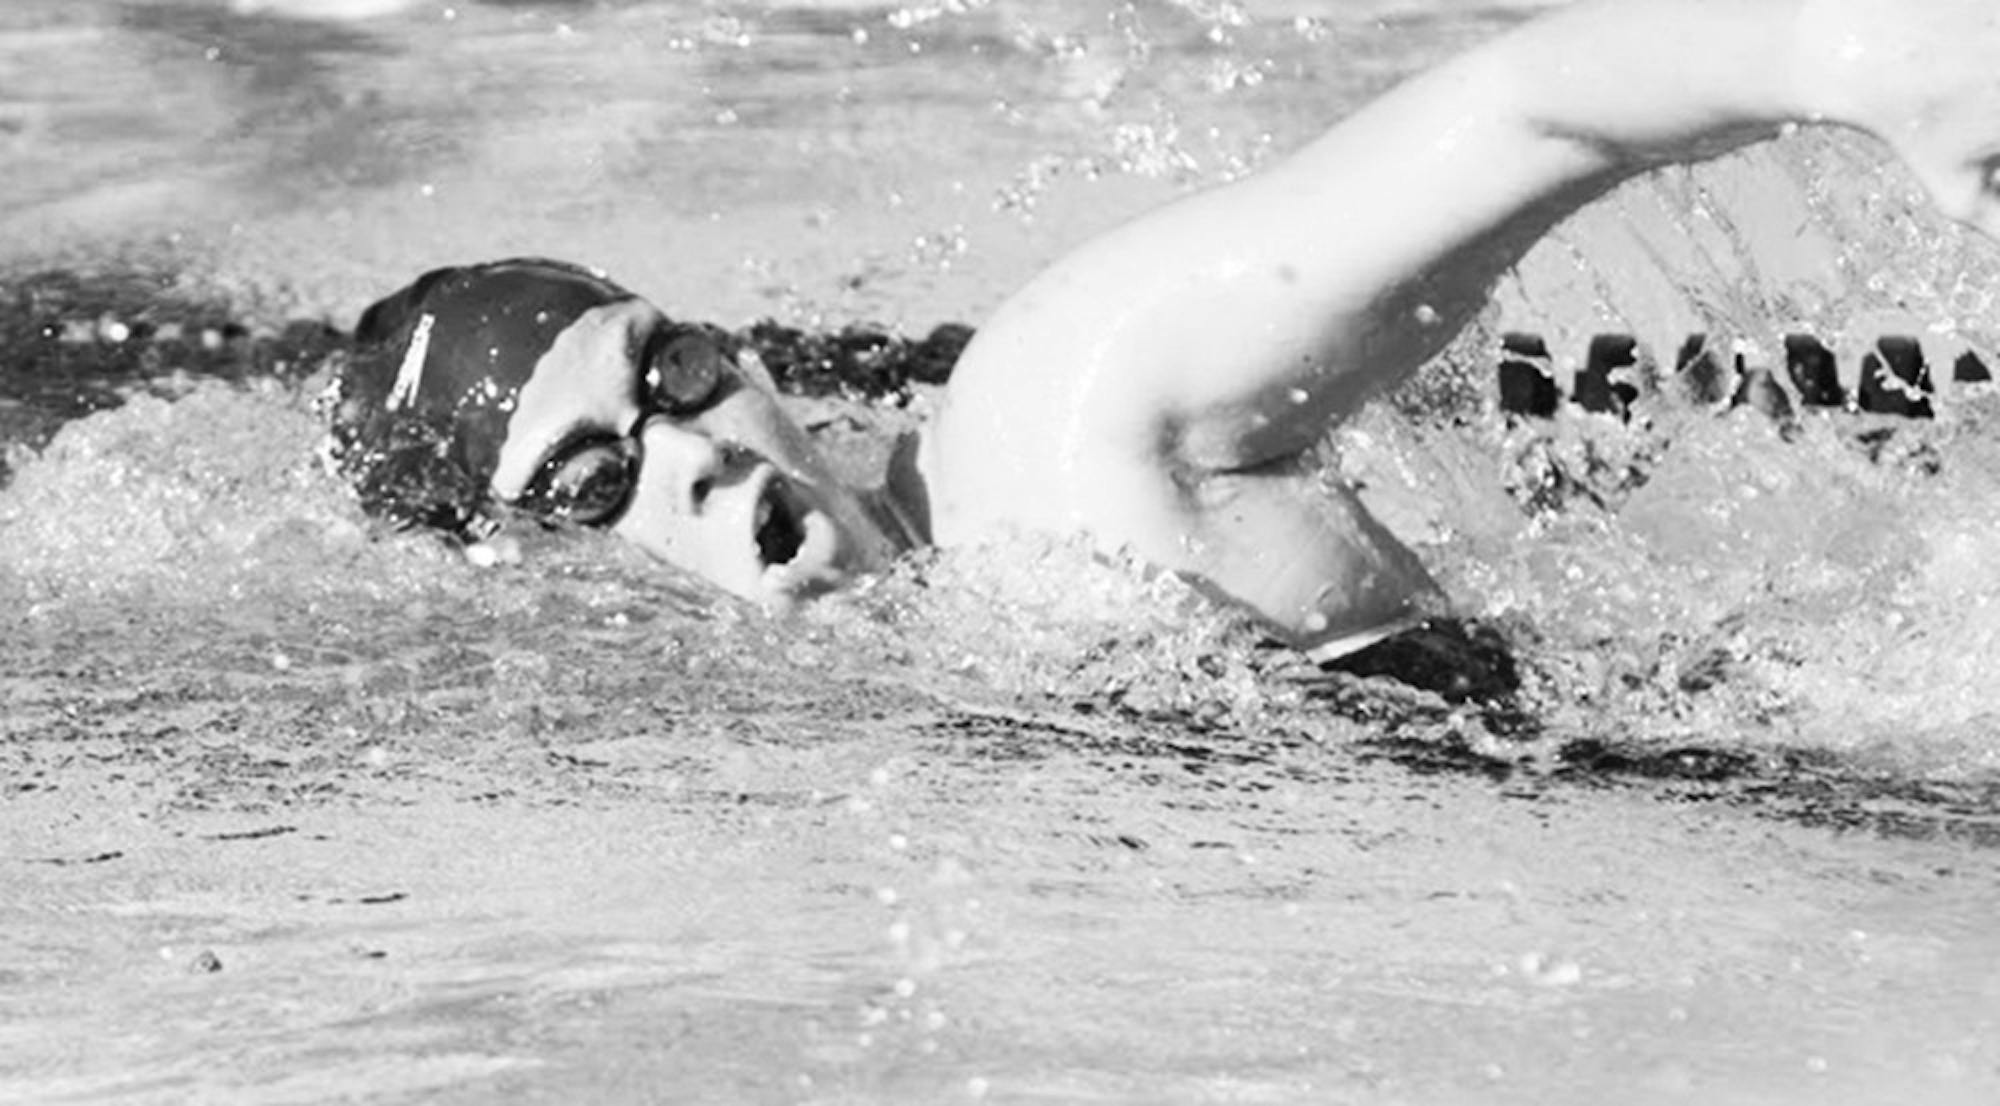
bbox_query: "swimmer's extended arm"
[925,0,2000,650]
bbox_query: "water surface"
[5,1,2000,1103]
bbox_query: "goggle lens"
[510,325,736,528]
[526,436,637,526]
[646,330,730,416]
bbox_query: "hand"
[1797,0,2000,236]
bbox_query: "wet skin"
[482,299,907,609]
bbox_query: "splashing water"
[6,3,2000,1103]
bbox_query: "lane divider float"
[1497,332,1993,421]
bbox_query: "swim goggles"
[509,323,740,526]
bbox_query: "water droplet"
[1538,960,1583,987]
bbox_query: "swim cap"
[325,258,647,533]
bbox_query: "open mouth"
[753,477,807,567]
[741,465,843,600]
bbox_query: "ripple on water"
[6,5,2000,1102]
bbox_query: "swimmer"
[327,0,2000,658]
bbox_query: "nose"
[636,417,736,515]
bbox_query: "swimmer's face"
[485,299,895,606]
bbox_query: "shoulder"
[919,306,1186,551]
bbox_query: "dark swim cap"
[325,258,645,534]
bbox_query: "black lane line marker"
[1498,332,1558,417]
[1785,334,1845,407]
[1575,333,1639,417]
[204,825,297,842]
[25,851,124,866]
[1501,332,1978,421]
[1860,335,1935,418]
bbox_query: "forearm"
[937,2,1838,487]
[1471,0,1812,167]
[1112,0,1830,467]
[1470,0,2000,226]
[1307,0,1812,171]
[1270,0,1816,324]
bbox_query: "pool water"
[5,1,2000,1102]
